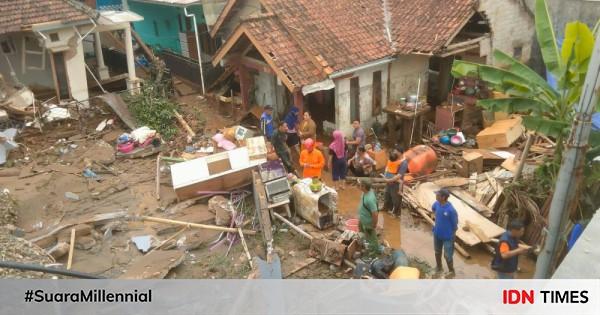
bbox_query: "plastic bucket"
[345,219,359,232]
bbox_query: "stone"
[75,236,97,250]
[64,192,80,201]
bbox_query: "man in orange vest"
[382,151,408,216]
[299,138,325,179]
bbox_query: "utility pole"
[535,32,600,278]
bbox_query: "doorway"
[306,89,335,134]
[50,52,69,100]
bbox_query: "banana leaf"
[477,98,550,115]
[535,0,563,78]
[562,22,595,71]
[494,50,558,98]
[522,116,570,138]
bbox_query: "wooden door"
[350,77,360,122]
[50,52,69,100]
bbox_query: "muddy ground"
[0,87,534,279]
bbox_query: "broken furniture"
[384,104,431,149]
[258,160,291,205]
[476,117,524,149]
[457,152,483,178]
[435,104,464,132]
[171,145,267,200]
[291,178,338,230]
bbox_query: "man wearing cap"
[432,188,458,276]
[357,179,381,257]
[299,138,325,179]
[261,105,275,140]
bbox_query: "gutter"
[328,57,394,79]
[184,6,206,95]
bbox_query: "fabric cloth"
[331,152,347,181]
[491,231,519,273]
[432,201,458,241]
[300,118,317,140]
[260,112,274,139]
[384,159,402,179]
[286,132,300,147]
[299,148,325,178]
[434,235,454,265]
[352,127,366,147]
[284,107,299,131]
[329,130,346,159]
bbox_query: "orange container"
[403,145,437,177]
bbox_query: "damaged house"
[0,0,142,105]
[208,0,505,136]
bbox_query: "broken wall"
[388,55,429,104]
[219,0,263,40]
[0,33,54,90]
[335,62,389,135]
[479,0,536,64]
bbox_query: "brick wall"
[479,0,536,65]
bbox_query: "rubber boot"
[435,253,443,273]
[446,258,455,278]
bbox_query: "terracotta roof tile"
[390,0,477,54]
[0,0,91,35]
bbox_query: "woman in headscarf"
[298,111,317,141]
[284,106,300,150]
[328,130,347,190]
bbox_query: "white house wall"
[479,0,535,64]
[388,54,430,104]
[335,63,389,136]
[254,71,277,112]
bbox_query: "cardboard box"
[476,117,524,149]
[458,152,483,177]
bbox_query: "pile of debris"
[0,189,17,226]
[0,230,56,279]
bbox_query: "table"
[384,104,431,149]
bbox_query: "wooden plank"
[433,177,469,188]
[449,188,493,217]
[414,182,504,246]
[465,220,491,243]
[140,216,256,235]
[476,117,524,149]
[283,258,318,278]
[66,228,76,270]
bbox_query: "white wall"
[388,54,429,103]
[479,0,536,64]
[334,63,389,136]
[0,33,54,89]
[254,71,276,109]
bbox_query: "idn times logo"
[503,290,589,304]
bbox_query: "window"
[350,77,360,122]
[49,33,60,42]
[0,37,15,54]
[513,46,523,60]
[153,21,160,36]
[372,71,382,116]
[22,36,45,72]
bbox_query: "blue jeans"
[497,272,515,279]
[434,235,454,265]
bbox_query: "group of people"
[261,105,376,191]
[261,105,529,279]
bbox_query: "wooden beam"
[244,31,297,92]
[212,25,247,67]
[445,35,489,52]
[440,44,481,58]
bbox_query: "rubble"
[0,230,56,279]
[0,189,17,226]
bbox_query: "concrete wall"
[0,33,54,90]
[129,1,205,54]
[388,55,429,104]
[525,0,600,39]
[254,71,277,110]
[479,0,536,64]
[335,63,389,136]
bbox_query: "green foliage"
[127,83,179,140]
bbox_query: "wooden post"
[294,90,304,116]
[513,133,535,183]
[67,228,76,270]
[140,216,257,235]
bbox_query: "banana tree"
[451,0,598,143]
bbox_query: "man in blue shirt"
[261,105,274,140]
[432,188,458,276]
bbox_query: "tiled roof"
[261,0,394,73]
[213,0,478,88]
[0,0,91,35]
[390,0,477,54]
[243,16,327,88]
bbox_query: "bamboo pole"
[271,212,314,240]
[174,110,196,138]
[140,216,257,235]
[66,228,76,270]
[238,228,253,268]
[155,153,161,200]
